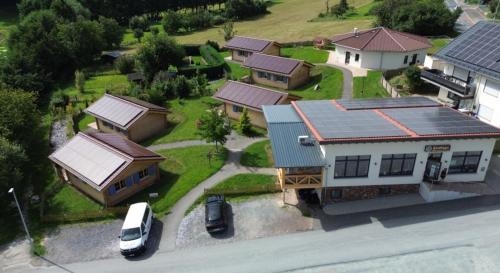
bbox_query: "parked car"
[205,195,228,233]
[119,202,153,256]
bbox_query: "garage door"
[478,104,494,121]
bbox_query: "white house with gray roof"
[263,97,500,205]
[422,21,500,128]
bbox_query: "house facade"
[224,36,281,62]
[213,81,299,128]
[263,97,500,205]
[49,132,165,206]
[85,94,167,142]
[421,21,500,128]
[243,53,314,90]
[330,27,431,70]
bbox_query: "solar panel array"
[214,81,285,110]
[225,36,271,52]
[382,107,500,136]
[442,22,500,76]
[336,97,440,110]
[295,101,409,139]
[244,53,301,75]
[85,95,144,128]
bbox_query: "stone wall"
[323,184,420,203]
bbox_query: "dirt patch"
[176,194,314,249]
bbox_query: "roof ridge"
[381,27,406,51]
[104,93,149,111]
[360,27,384,50]
[252,52,303,62]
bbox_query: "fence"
[41,206,129,223]
[380,76,401,98]
[204,184,281,196]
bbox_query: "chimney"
[353,27,358,37]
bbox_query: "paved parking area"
[176,194,314,249]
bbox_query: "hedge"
[182,44,203,56]
[200,45,225,65]
[178,45,225,79]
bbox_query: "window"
[334,155,371,178]
[404,55,408,64]
[232,105,243,112]
[142,206,150,224]
[355,54,360,62]
[138,168,149,179]
[257,71,265,78]
[274,75,288,83]
[331,189,342,199]
[449,151,482,174]
[379,154,417,176]
[379,187,391,195]
[483,80,500,97]
[114,179,126,192]
[237,50,248,57]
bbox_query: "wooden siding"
[262,44,281,56]
[96,118,128,139]
[128,112,167,142]
[250,70,290,90]
[224,103,268,128]
[288,65,311,89]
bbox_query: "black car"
[205,195,228,233]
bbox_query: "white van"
[119,202,153,256]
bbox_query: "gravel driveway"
[43,218,164,264]
[176,194,314,249]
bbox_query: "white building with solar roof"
[263,97,500,205]
[422,21,500,128]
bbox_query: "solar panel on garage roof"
[381,107,500,136]
[336,97,440,110]
[294,101,409,139]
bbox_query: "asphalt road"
[29,197,500,273]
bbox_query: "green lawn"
[187,174,277,213]
[240,140,273,168]
[281,46,329,63]
[353,71,389,98]
[289,66,343,100]
[226,61,250,80]
[130,145,227,215]
[45,185,104,215]
[428,38,452,55]
[76,113,95,131]
[142,96,218,145]
[311,0,378,21]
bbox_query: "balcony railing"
[421,69,475,98]
[277,168,323,189]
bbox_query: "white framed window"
[478,104,494,121]
[483,79,500,98]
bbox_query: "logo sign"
[424,145,451,152]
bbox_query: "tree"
[490,0,499,18]
[162,10,184,34]
[115,55,135,74]
[225,0,267,19]
[129,15,149,31]
[133,28,144,42]
[98,16,124,49]
[404,66,423,90]
[237,107,251,135]
[220,21,236,41]
[136,34,186,84]
[197,107,231,151]
[175,75,192,98]
[75,70,85,93]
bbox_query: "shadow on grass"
[294,71,324,92]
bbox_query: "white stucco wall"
[474,75,500,128]
[320,138,496,188]
[334,45,427,70]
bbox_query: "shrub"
[162,10,184,34]
[129,15,149,31]
[404,66,423,90]
[150,26,159,36]
[175,75,192,98]
[220,21,236,41]
[185,10,214,30]
[114,55,135,74]
[238,108,252,135]
[205,40,220,51]
[200,45,224,65]
[133,28,144,42]
[212,15,227,25]
[146,86,166,105]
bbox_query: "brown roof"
[243,53,313,75]
[87,132,164,159]
[115,95,167,112]
[213,81,288,111]
[224,36,279,52]
[330,27,432,52]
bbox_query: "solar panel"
[336,97,440,110]
[86,95,144,127]
[381,107,500,136]
[294,101,409,139]
[244,53,301,75]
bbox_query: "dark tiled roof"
[331,27,431,52]
[435,21,500,80]
[243,53,310,75]
[87,132,163,159]
[224,36,274,52]
[115,95,167,112]
[213,81,287,111]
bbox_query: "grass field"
[281,46,329,63]
[172,0,374,44]
[143,96,218,145]
[131,145,227,215]
[353,71,389,98]
[428,38,452,55]
[240,140,273,168]
[289,66,343,100]
[311,0,378,21]
[226,61,250,79]
[45,185,104,215]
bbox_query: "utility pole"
[8,188,33,247]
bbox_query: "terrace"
[421,69,475,98]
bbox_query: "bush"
[238,108,252,135]
[146,86,166,106]
[150,26,159,36]
[404,66,423,90]
[185,10,214,30]
[212,15,227,25]
[129,15,149,31]
[114,55,135,74]
[205,40,220,51]
[162,10,184,34]
[200,45,224,65]
[175,75,192,98]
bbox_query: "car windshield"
[121,228,141,241]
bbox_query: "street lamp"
[8,188,33,245]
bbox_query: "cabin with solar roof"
[84,93,167,142]
[48,132,165,206]
[263,97,500,205]
[224,36,281,62]
[421,21,500,128]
